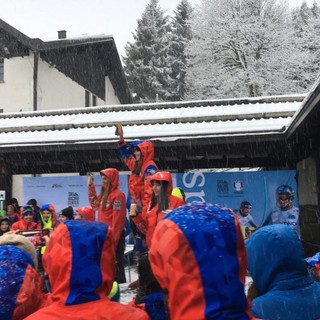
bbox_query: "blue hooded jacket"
[246,224,320,320]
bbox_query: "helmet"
[276,185,294,210]
[276,185,294,200]
[76,206,95,221]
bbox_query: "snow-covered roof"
[0,94,306,148]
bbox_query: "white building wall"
[37,57,106,110]
[0,54,121,113]
[105,76,120,105]
[0,55,34,113]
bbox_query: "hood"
[246,224,310,294]
[76,206,95,221]
[149,201,250,320]
[43,220,115,305]
[131,140,154,164]
[150,171,173,195]
[0,245,44,320]
[100,168,119,192]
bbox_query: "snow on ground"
[120,265,139,304]
[119,265,253,304]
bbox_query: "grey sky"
[0,0,316,59]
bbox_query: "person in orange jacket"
[74,206,96,221]
[116,125,158,220]
[130,171,185,249]
[88,168,127,283]
[11,206,39,231]
[39,204,58,230]
[116,125,159,266]
[149,201,255,320]
[24,220,150,320]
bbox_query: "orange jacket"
[24,221,150,320]
[132,171,185,248]
[118,140,158,218]
[149,202,255,320]
[88,168,126,247]
[11,219,39,231]
[134,195,185,248]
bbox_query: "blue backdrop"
[23,170,297,226]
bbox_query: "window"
[0,58,4,82]
[85,90,90,107]
[92,95,97,106]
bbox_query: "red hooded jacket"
[149,202,255,320]
[24,221,150,320]
[118,140,158,218]
[133,171,185,248]
[88,168,126,247]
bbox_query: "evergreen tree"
[291,1,320,88]
[168,0,193,100]
[123,0,172,102]
[185,0,309,99]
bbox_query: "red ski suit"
[133,171,185,248]
[88,168,126,247]
[118,140,158,218]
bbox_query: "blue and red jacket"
[149,201,253,320]
[118,139,158,218]
[24,220,149,320]
[0,245,46,320]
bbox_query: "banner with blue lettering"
[175,170,298,228]
[23,170,298,234]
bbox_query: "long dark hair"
[149,181,169,214]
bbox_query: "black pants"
[115,230,126,284]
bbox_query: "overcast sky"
[0,0,317,60]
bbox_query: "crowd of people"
[0,127,320,320]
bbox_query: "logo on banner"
[68,192,79,207]
[217,180,229,194]
[52,183,63,188]
[233,180,244,192]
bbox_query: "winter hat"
[60,206,74,220]
[0,233,38,269]
[27,199,37,206]
[75,206,95,221]
[21,206,33,216]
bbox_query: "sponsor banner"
[22,174,128,214]
[23,170,297,228]
[175,170,298,226]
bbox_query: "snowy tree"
[168,0,193,100]
[291,1,320,87]
[185,0,310,100]
[123,0,173,102]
